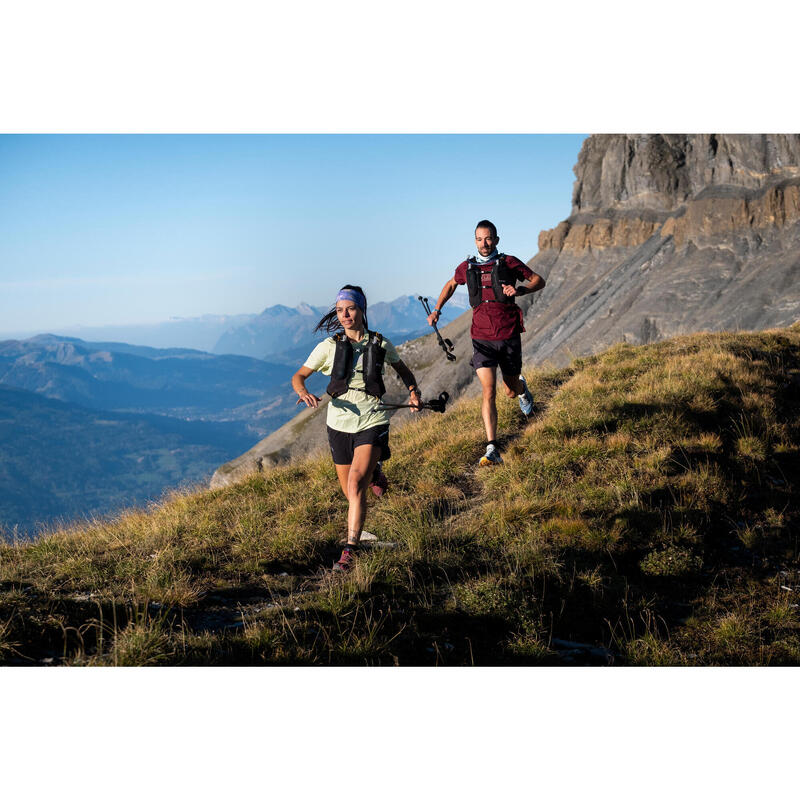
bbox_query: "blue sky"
[0,134,586,334]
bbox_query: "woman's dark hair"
[314,284,369,334]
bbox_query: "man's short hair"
[475,219,498,239]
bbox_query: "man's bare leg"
[501,373,524,398]
[476,367,499,442]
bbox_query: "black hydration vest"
[466,253,516,308]
[326,330,387,399]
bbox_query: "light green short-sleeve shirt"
[304,332,400,433]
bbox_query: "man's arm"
[502,271,546,298]
[427,278,459,326]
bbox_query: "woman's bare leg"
[342,444,381,545]
[335,463,350,496]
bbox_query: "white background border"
[2,1,798,796]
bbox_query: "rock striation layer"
[521,134,800,365]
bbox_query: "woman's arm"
[292,365,321,408]
[391,359,422,412]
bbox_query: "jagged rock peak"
[572,134,800,215]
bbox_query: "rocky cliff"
[211,134,800,487]
[521,134,800,364]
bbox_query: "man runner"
[427,219,545,466]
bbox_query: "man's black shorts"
[469,335,522,377]
[327,424,391,466]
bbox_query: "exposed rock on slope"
[212,134,800,487]
[522,134,800,364]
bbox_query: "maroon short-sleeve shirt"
[454,254,534,341]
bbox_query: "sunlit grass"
[2,326,800,665]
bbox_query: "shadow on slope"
[2,327,799,665]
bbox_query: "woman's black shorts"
[469,335,522,377]
[327,424,391,466]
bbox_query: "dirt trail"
[186,378,569,636]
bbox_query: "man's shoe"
[370,463,389,497]
[479,443,504,467]
[332,547,357,572]
[518,375,534,417]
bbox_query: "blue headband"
[336,289,366,312]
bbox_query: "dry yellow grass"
[2,325,800,665]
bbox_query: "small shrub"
[763,508,786,534]
[454,576,516,617]
[736,436,768,461]
[640,546,702,577]
[764,600,798,630]
[505,632,550,662]
[623,633,686,666]
[737,525,762,550]
[100,610,177,666]
[712,612,754,653]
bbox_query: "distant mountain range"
[2,314,258,354]
[213,293,469,362]
[6,292,470,360]
[0,334,303,436]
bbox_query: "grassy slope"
[2,326,799,666]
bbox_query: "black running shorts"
[327,424,391,466]
[469,335,522,377]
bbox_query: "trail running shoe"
[479,444,504,467]
[518,375,534,417]
[332,547,357,572]
[370,463,389,497]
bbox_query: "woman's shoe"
[370,463,389,497]
[332,547,357,572]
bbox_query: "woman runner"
[292,285,421,572]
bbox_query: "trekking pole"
[418,296,456,362]
[377,391,449,413]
